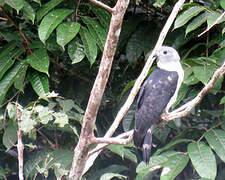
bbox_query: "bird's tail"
[133,129,144,148]
[142,128,152,164]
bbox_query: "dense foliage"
[0,0,225,179]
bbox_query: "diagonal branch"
[90,0,114,13]
[161,61,225,120]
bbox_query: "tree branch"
[161,61,225,120]
[88,130,133,157]
[69,0,130,178]
[90,0,113,13]
[83,0,185,175]
[198,11,225,37]
[16,102,24,180]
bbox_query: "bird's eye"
[163,51,167,55]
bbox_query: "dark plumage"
[133,69,178,163]
[133,46,184,164]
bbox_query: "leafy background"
[0,0,225,179]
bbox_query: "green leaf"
[14,63,28,91]
[154,139,190,155]
[136,154,168,174]
[126,26,146,64]
[192,64,217,85]
[36,0,63,22]
[222,27,225,35]
[205,129,225,162]
[122,103,135,132]
[24,149,52,178]
[0,166,6,179]
[38,9,73,43]
[26,48,50,75]
[32,0,41,5]
[0,48,24,80]
[186,12,208,35]
[68,39,85,64]
[153,0,166,8]
[0,60,27,104]
[82,17,107,51]
[7,102,17,119]
[3,122,17,149]
[90,164,128,180]
[160,153,189,180]
[22,1,35,23]
[79,27,98,66]
[56,22,80,50]
[174,6,205,30]
[220,0,225,9]
[173,84,189,107]
[207,12,225,27]
[20,109,36,133]
[220,96,225,104]
[91,5,111,29]
[54,112,69,127]
[121,80,135,97]
[28,70,49,97]
[5,0,24,11]
[58,99,74,113]
[107,144,137,163]
[100,173,126,180]
[34,105,53,124]
[188,142,217,179]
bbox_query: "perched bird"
[133,46,184,163]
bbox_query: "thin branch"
[90,0,114,13]
[75,0,81,21]
[0,17,7,21]
[16,101,24,180]
[161,61,225,121]
[92,130,133,144]
[198,11,225,37]
[0,8,29,44]
[37,129,56,149]
[197,122,224,142]
[88,130,133,157]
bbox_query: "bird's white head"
[156,46,181,72]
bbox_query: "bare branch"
[69,0,130,178]
[90,0,113,13]
[84,0,185,174]
[93,131,133,145]
[88,130,133,155]
[161,61,225,120]
[198,11,225,37]
[16,102,24,180]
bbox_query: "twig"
[198,11,225,37]
[161,61,225,121]
[0,17,7,21]
[0,8,31,53]
[88,130,133,157]
[92,130,133,144]
[75,0,81,21]
[83,0,185,174]
[90,0,113,13]
[197,121,224,142]
[37,129,56,149]
[16,101,24,180]
[50,58,91,83]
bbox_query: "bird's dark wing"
[134,68,178,148]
